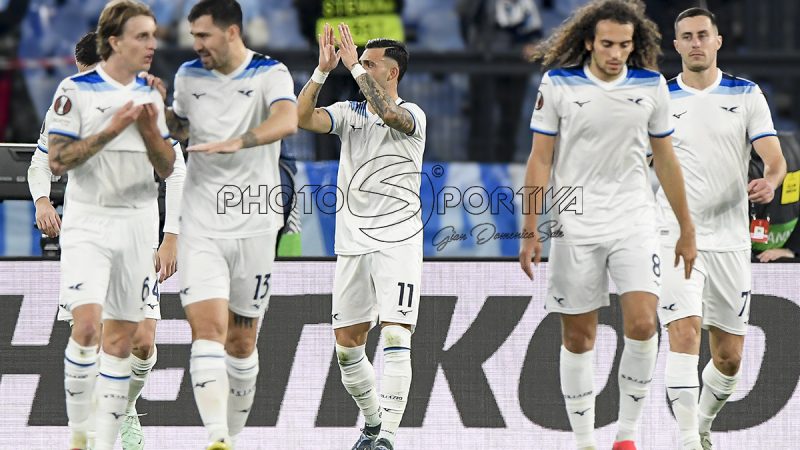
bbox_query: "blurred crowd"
[1,0,798,161]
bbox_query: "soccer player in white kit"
[162,1,297,448]
[29,29,185,450]
[519,2,696,449]
[47,2,176,449]
[658,8,786,450]
[298,23,426,450]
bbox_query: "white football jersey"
[656,69,776,251]
[48,64,169,210]
[530,65,673,244]
[173,50,296,238]
[324,98,427,255]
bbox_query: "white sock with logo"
[64,337,98,441]
[127,345,157,413]
[226,350,259,437]
[665,351,701,448]
[93,352,131,450]
[560,346,596,448]
[337,343,382,428]
[616,335,658,442]
[190,339,230,444]
[698,361,739,433]
[377,326,412,445]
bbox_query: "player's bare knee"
[334,323,370,348]
[668,319,701,352]
[713,348,742,376]
[626,316,657,340]
[562,328,595,353]
[131,342,152,360]
[71,320,101,347]
[225,333,256,358]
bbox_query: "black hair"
[75,31,101,66]
[674,7,718,34]
[188,0,243,32]
[365,38,409,82]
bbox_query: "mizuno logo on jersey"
[96,106,111,113]
[397,309,413,316]
[68,283,83,291]
[627,97,644,105]
[553,296,565,305]
[350,124,363,130]
[331,313,340,320]
[573,100,591,107]
[237,89,254,97]
[146,303,158,310]
[180,287,190,295]
[673,111,688,119]
[191,92,206,99]
[721,106,739,113]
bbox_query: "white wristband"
[350,63,367,79]
[311,68,329,84]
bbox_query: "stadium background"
[0,0,799,449]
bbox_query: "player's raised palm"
[318,22,340,73]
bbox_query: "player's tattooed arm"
[353,73,415,134]
[240,130,258,148]
[297,79,333,134]
[165,108,189,142]
[48,132,115,176]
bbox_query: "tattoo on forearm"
[232,312,256,328]
[144,138,174,178]
[354,73,414,133]
[299,79,323,106]
[240,130,258,148]
[50,132,114,170]
[166,109,188,140]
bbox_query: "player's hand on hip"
[748,178,775,204]
[157,233,178,282]
[336,23,359,70]
[519,235,542,281]
[187,138,242,154]
[674,230,697,279]
[107,101,142,135]
[317,23,340,73]
[139,71,167,102]
[34,197,61,238]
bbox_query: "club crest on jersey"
[535,90,544,110]
[53,95,72,116]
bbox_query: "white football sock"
[377,325,412,445]
[665,352,701,449]
[337,343,381,428]
[560,346,596,448]
[127,345,157,413]
[616,335,658,442]
[93,352,131,450]
[190,339,230,443]
[698,361,739,433]
[226,350,259,437]
[64,337,98,437]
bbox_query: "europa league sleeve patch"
[535,90,544,110]
[53,95,72,116]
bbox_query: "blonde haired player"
[47,1,176,448]
[30,29,185,450]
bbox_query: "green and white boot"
[120,406,144,450]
